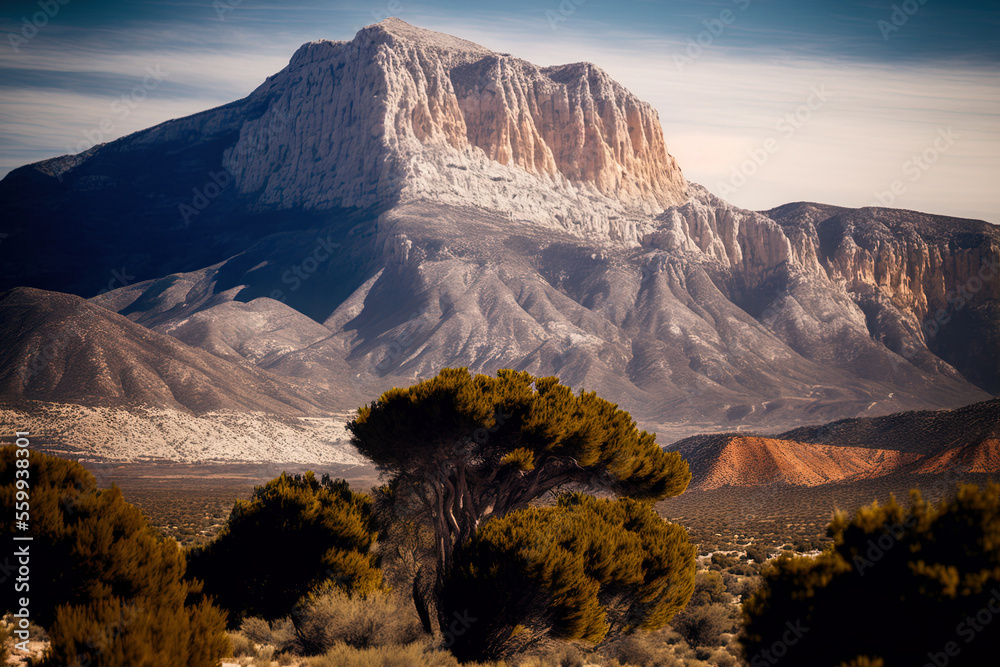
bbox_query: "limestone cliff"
[223,18,687,236]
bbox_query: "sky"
[1,0,998,222]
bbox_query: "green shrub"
[440,493,696,661]
[688,571,732,607]
[710,553,738,568]
[186,472,382,623]
[229,630,256,657]
[0,448,181,627]
[600,629,686,667]
[744,482,1000,666]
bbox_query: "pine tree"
[348,368,691,575]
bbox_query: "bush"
[1,448,180,627]
[710,553,738,568]
[670,603,739,648]
[187,472,382,623]
[42,597,229,667]
[292,581,423,655]
[0,448,229,667]
[303,640,461,667]
[600,629,686,667]
[744,546,768,564]
[688,571,732,607]
[229,631,256,657]
[743,482,1000,666]
[440,493,696,661]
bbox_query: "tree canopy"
[348,368,691,571]
[185,471,382,622]
[743,482,1000,666]
[439,493,696,661]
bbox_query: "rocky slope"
[671,398,1000,489]
[0,287,348,414]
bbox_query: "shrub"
[0,448,229,667]
[440,493,696,661]
[42,596,229,667]
[688,571,732,607]
[0,448,180,627]
[670,603,739,648]
[743,482,1000,666]
[710,553,738,568]
[186,472,381,623]
[600,630,686,667]
[303,640,461,667]
[291,582,423,655]
[229,631,256,657]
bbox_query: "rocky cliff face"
[224,19,687,237]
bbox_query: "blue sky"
[2,0,998,221]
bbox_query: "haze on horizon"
[1,0,997,223]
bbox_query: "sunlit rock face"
[224,19,688,240]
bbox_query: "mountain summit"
[1,20,997,448]
[227,18,687,230]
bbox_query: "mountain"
[0,287,363,463]
[671,398,1000,489]
[0,19,997,447]
[0,287,342,414]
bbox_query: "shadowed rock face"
[0,20,997,449]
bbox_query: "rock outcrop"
[224,19,687,236]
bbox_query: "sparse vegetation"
[744,482,1000,666]
[0,447,230,667]
[6,373,996,666]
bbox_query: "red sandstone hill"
[669,399,1000,489]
